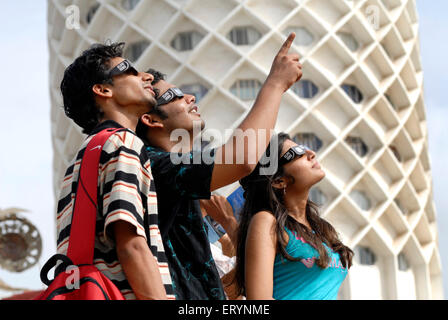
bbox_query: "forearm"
[237,79,284,132]
[211,82,284,190]
[247,292,275,300]
[114,221,168,300]
[221,269,244,300]
[218,234,236,257]
[217,80,284,167]
[246,251,275,300]
[117,238,168,300]
[199,196,238,249]
[219,216,238,250]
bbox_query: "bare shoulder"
[248,211,277,238]
[251,210,276,225]
[247,211,277,252]
[249,211,290,246]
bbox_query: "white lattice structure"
[47,0,443,299]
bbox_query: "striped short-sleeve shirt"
[56,120,174,300]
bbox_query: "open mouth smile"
[189,106,200,115]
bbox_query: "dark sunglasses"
[106,59,139,78]
[278,145,310,167]
[157,87,184,106]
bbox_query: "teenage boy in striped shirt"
[56,42,174,299]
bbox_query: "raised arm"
[210,33,302,191]
[199,195,238,249]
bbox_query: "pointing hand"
[266,33,303,92]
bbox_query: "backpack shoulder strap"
[66,128,124,265]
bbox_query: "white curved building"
[47,0,443,299]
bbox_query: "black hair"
[60,42,125,134]
[135,68,169,141]
[146,68,165,85]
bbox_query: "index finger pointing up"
[278,32,296,55]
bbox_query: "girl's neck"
[283,188,311,229]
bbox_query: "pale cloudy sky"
[0,0,447,298]
[0,1,54,294]
[417,0,448,298]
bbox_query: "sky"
[0,1,55,294]
[0,0,447,298]
[417,0,448,298]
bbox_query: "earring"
[283,187,286,195]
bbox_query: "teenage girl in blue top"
[233,133,354,300]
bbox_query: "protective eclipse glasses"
[106,59,139,78]
[278,145,310,167]
[157,87,184,106]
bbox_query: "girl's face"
[277,139,325,191]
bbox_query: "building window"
[337,32,359,51]
[124,40,150,62]
[121,0,141,11]
[350,190,372,211]
[355,246,377,265]
[171,31,204,52]
[381,43,392,60]
[179,84,209,102]
[394,199,408,215]
[86,3,100,24]
[284,26,314,46]
[398,253,410,271]
[293,133,323,152]
[309,188,327,206]
[230,79,262,101]
[341,84,363,104]
[385,94,397,110]
[345,136,368,157]
[292,80,319,99]
[390,146,402,162]
[228,26,262,46]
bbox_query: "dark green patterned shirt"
[146,146,225,300]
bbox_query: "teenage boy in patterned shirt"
[136,34,302,299]
[56,42,174,299]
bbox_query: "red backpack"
[35,128,125,300]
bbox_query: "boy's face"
[152,80,205,133]
[103,57,157,115]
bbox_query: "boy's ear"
[92,84,113,98]
[140,113,164,129]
